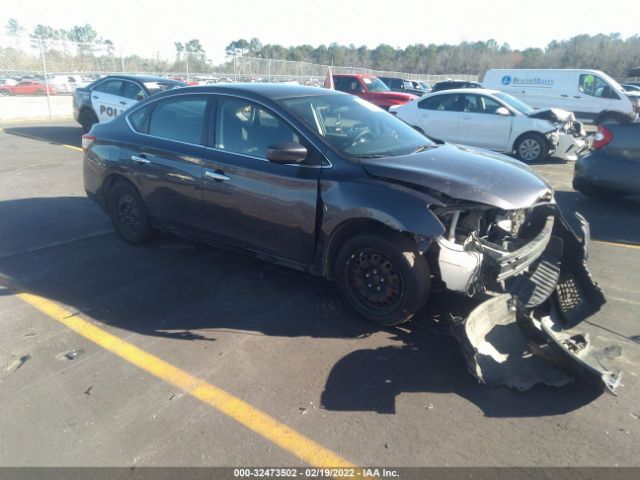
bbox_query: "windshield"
[281,94,434,158]
[493,92,535,114]
[143,80,185,95]
[362,76,390,92]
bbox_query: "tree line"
[4,18,640,79]
[226,35,640,78]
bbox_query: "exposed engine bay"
[427,203,622,393]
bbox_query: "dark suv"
[431,80,483,92]
[377,76,426,96]
[82,83,616,391]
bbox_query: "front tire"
[108,182,153,245]
[515,133,549,163]
[334,231,431,326]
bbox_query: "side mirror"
[495,106,511,116]
[266,142,307,164]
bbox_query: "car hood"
[367,91,417,101]
[526,108,574,123]
[360,143,553,210]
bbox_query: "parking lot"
[1,120,639,468]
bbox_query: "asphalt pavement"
[1,121,639,468]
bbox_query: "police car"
[73,75,186,132]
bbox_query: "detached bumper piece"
[452,213,622,394]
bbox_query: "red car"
[329,73,417,109]
[0,80,60,96]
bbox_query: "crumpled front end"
[430,203,621,393]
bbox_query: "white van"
[483,69,640,124]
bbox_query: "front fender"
[321,178,446,239]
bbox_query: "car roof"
[158,83,343,100]
[100,74,183,83]
[428,88,499,95]
[332,73,376,79]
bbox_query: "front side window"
[462,94,503,114]
[147,98,207,144]
[579,74,619,99]
[334,77,357,93]
[282,94,434,158]
[215,98,300,159]
[122,81,145,101]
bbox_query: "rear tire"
[80,109,98,134]
[108,181,153,245]
[334,231,431,326]
[515,133,550,163]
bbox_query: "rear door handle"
[205,170,230,182]
[119,101,127,105]
[131,154,150,165]
[561,94,569,97]
[574,96,581,99]
[92,95,98,99]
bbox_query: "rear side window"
[214,97,299,159]
[147,98,208,144]
[95,80,123,96]
[418,94,462,111]
[129,105,151,132]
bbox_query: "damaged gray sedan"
[83,84,620,394]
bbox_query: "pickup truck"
[331,73,417,110]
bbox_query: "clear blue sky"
[2,0,637,64]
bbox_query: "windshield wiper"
[352,153,388,159]
[411,144,436,154]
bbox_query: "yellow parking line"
[593,240,640,250]
[15,291,355,468]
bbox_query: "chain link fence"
[0,34,478,121]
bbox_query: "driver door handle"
[205,170,231,182]
[131,155,150,165]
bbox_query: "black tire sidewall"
[335,232,430,326]
[516,133,549,163]
[80,110,98,134]
[108,182,152,245]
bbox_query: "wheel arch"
[100,173,140,214]
[322,218,427,280]
[595,110,632,125]
[512,130,550,152]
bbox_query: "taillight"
[82,134,96,152]
[592,125,613,150]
